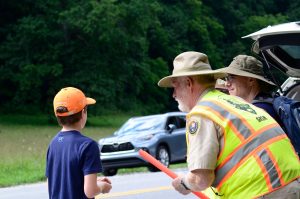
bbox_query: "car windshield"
[115,116,164,135]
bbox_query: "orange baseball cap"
[53,87,96,117]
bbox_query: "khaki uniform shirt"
[187,88,224,171]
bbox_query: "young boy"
[46,87,112,199]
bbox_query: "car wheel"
[148,145,170,172]
[103,168,118,176]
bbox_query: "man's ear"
[186,77,193,87]
[186,77,195,93]
[248,77,256,86]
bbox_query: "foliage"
[0,0,299,115]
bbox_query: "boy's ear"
[81,109,85,117]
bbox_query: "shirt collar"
[197,87,215,102]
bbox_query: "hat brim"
[218,67,275,86]
[86,97,96,105]
[158,70,227,87]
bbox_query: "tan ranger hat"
[158,51,226,87]
[219,55,275,85]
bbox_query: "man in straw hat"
[219,55,281,124]
[158,51,300,198]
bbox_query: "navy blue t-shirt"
[46,130,102,199]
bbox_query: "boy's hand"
[97,176,111,184]
[97,177,112,193]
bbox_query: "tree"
[0,0,299,115]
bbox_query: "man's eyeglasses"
[224,74,237,83]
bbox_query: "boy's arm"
[84,173,112,198]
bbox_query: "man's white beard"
[177,100,190,113]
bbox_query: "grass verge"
[0,114,125,187]
[0,114,187,187]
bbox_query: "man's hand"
[172,175,192,195]
[97,177,112,194]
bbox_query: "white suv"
[243,21,300,101]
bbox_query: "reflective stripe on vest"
[197,96,286,188]
[200,101,253,140]
[196,98,278,164]
[254,148,283,191]
[190,90,300,198]
[213,125,285,187]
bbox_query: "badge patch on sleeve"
[188,120,199,135]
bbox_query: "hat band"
[172,63,211,75]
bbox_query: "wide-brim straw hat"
[158,51,226,87]
[219,55,275,85]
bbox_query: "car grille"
[102,158,146,168]
[101,142,134,153]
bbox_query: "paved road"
[0,169,209,199]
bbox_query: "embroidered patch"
[218,95,257,115]
[188,120,199,135]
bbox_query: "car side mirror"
[167,124,176,133]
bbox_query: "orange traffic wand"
[139,149,209,199]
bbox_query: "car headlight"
[98,139,104,145]
[135,134,154,141]
[98,144,102,151]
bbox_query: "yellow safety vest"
[187,90,300,198]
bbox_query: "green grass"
[0,123,117,187]
[0,114,187,187]
[0,114,126,187]
[0,157,45,186]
